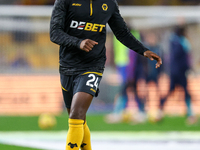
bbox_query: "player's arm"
[50,0,97,52]
[50,0,82,49]
[108,1,147,55]
[108,1,162,68]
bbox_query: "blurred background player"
[128,47,147,124]
[130,32,163,124]
[143,32,163,120]
[158,25,197,124]
[104,29,130,124]
[105,28,148,124]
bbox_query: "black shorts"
[60,71,103,108]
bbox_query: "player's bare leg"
[69,92,93,120]
[66,92,93,150]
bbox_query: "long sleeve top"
[50,0,148,75]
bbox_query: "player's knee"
[69,109,85,120]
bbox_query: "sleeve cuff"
[76,39,83,49]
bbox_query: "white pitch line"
[0,131,200,150]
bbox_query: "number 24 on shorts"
[86,74,99,90]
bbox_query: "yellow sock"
[81,122,92,150]
[66,119,84,150]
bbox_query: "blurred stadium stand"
[0,0,200,5]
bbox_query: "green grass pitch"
[0,113,199,132]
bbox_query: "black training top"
[50,0,148,75]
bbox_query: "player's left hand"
[144,50,162,68]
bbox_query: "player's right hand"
[80,39,98,52]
